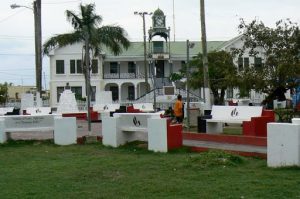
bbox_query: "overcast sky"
[0,0,299,87]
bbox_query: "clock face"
[155,17,164,27]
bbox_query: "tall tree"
[236,18,300,103]
[43,3,130,131]
[176,51,238,105]
[0,82,9,105]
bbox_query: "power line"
[42,0,81,4]
[0,53,34,56]
[0,8,27,24]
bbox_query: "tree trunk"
[200,0,210,106]
[85,37,91,132]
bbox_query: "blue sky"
[0,0,299,88]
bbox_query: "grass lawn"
[0,140,300,199]
[185,125,243,135]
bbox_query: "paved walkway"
[10,120,102,140]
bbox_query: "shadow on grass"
[0,139,54,147]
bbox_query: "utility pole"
[134,11,152,93]
[34,0,42,93]
[11,0,42,93]
[200,0,210,107]
[186,40,195,131]
[173,0,176,42]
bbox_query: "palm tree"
[43,3,130,131]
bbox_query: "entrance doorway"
[156,60,164,78]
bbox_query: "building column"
[118,84,122,102]
[135,84,138,99]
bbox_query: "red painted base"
[62,113,87,120]
[62,112,99,121]
[183,133,267,147]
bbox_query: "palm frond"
[66,10,82,30]
[43,31,82,55]
[95,26,130,55]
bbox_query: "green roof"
[103,41,227,58]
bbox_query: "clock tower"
[148,8,172,88]
[152,8,165,28]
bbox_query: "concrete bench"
[0,115,76,145]
[133,103,154,112]
[102,112,182,152]
[205,105,263,134]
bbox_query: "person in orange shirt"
[174,94,183,123]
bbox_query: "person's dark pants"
[176,116,183,123]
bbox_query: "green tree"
[185,51,238,105]
[0,82,9,105]
[43,3,130,130]
[236,18,300,103]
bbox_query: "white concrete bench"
[205,105,263,134]
[0,115,76,145]
[26,107,51,115]
[133,103,154,112]
[0,107,14,116]
[102,112,182,152]
[93,103,120,119]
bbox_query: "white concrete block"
[267,123,300,167]
[102,117,119,147]
[292,118,300,125]
[206,122,223,134]
[148,118,168,152]
[0,119,7,143]
[54,117,77,145]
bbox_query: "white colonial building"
[47,8,267,107]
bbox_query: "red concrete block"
[167,119,183,150]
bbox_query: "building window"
[110,62,118,74]
[56,60,65,74]
[92,59,98,74]
[128,62,136,74]
[70,59,82,74]
[128,86,135,100]
[71,86,82,100]
[254,57,263,68]
[153,41,164,53]
[110,86,118,101]
[244,57,249,68]
[57,87,65,102]
[91,86,96,102]
[77,60,83,73]
[238,57,243,71]
[70,60,76,74]
[181,61,186,69]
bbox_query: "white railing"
[103,72,145,79]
